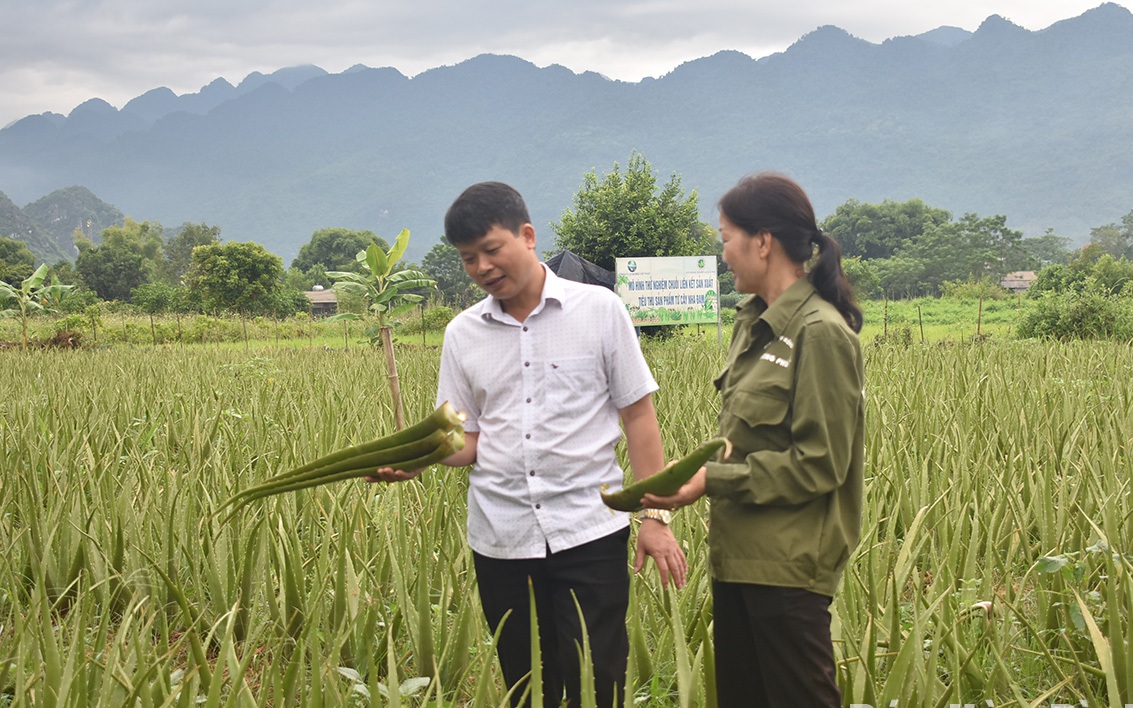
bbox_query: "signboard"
[615,256,719,326]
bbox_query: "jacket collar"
[736,278,817,335]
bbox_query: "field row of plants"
[0,309,453,350]
[2,337,1130,706]
[0,295,1079,350]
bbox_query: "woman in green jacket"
[643,172,865,708]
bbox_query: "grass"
[0,319,1130,706]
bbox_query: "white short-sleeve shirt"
[437,265,658,559]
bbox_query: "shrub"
[719,292,744,309]
[940,275,1011,300]
[1018,290,1133,340]
[399,305,456,335]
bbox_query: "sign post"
[615,256,720,343]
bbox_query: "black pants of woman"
[713,580,841,708]
[473,527,631,708]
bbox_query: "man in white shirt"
[373,182,686,707]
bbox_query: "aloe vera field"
[2,334,1131,707]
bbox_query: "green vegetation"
[822,199,1075,299]
[551,152,716,272]
[0,235,35,284]
[0,263,74,348]
[327,230,437,428]
[421,237,477,308]
[290,227,391,289]
[1,335,1129,705]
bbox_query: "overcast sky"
[0,0,1125,128]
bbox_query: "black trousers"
[712,580,841,708]
[473,527,631,708]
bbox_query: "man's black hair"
[444,182,531,245]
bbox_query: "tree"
[131,281,181,346]
[0,236,36,285]
[187,241,285,316]
[1019,229,1073,269]
[291,228,390,285]
[898,213,1024,294]
[99,218,166,278]
[0,264,75,347]
[552,152,714,271]
[421,237,477,307]
[75,241,147,301]
[821,198,952,260]
[1088,209,1133,260]
[1029,245,1133,298]
[842,256,881,299]
[47,259,81,286]
[163,222,221,283]
[327,229,435,429]
[76,218,167,300]
[871,255,926,299]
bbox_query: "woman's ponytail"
[809,229,862,333]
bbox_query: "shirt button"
[523,326,528,332]
[535,503,541,509]
[525,433,531,439]
[526,397,532,403]
[529,470,535,476]
[524,361,530,367]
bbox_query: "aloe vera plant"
[600,438,731,512]
[215,401,465,522]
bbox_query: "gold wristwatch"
[640,508,673,525]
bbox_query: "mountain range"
[0,187,123,262]
[2,3,1131,266]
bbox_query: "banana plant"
[0,264,75,348]
[327,229,436,429]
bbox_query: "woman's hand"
[641,466,708,511]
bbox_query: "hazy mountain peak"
[238,65,328,92]
[795,24,868,45]
[661,50,757,82]
[1042,2,1133,41]
[69,98,117,117]
[973,14,1028,36]
[447,53,539,74]
[1084,2,1133,20]
[915,25,972,47]
[203,77,235,91]
[783,24,873,61]
[123,87,180,122]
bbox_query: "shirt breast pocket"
[545,357,600,415]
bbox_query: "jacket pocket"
[722,389,791,456]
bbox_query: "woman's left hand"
[642,466,708,511]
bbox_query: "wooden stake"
[380,325,406,429]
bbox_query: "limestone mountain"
[0,190,61,262]
[23,186,125,258]
[0,4,1130,265]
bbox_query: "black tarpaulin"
[545,250,616,291]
